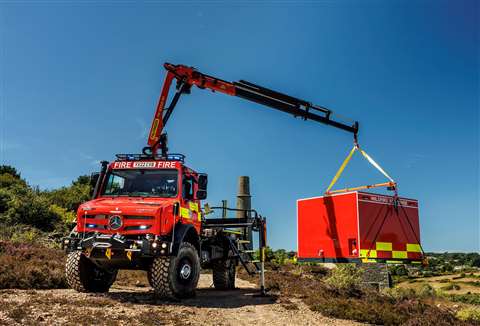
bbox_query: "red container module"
[297,192,422,263]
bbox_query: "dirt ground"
[0,273,362,326]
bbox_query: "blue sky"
[1,1,478,252]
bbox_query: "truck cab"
[78,154,205,239]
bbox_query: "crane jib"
[233,81,358,134]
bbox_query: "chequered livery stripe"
[376,242,392,251]
[359,242,422,260]
[406,243,422,252]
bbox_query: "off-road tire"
[212,258,236,290]
[148,242,200,299]
[65,251,117,293]
[147,269,154,288]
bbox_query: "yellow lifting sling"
[325,142,397,195]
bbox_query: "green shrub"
[417,283,436,298]
[440,283,461,291]
[0,166,91,233]
[325,264,363,291]
[457,307,480,322]
[447,293,480,305]
[383,286,417,301]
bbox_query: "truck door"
[180,174,201,229]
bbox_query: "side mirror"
[196,189,207,200]
[198,174,208,190]
[90,172,100,189]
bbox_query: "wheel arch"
[172,223,200,255]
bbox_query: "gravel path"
[0,274,362,325]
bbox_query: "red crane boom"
[145,63,359,157]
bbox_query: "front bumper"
[63,233,172,262]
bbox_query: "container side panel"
[357,192,421,261]
[298,193,359,259]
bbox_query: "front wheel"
[65,251,117,293]
[148,242,200,299]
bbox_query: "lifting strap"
[325,142,396,195]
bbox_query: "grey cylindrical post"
[236,176,251,217]
[222,200,228,218]
[236,176,252,248]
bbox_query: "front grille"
[83,214,106,219]
[82,214,154,232]
[124,215,154,220]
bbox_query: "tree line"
[0,165,92,235]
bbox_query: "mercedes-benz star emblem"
[108,215,123,230]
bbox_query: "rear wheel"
[65,251,117,293]
[212,258,236,290]
[148,242,200,299]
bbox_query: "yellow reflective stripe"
[223,229,242,235]
[376,242,392,251]
[180,207,190,218]
[392,251,408,259]
[360,249,377,258]
[325,145,357,193]
[189,202,199,212]
[407,243,421,252]
[386,260,403,264]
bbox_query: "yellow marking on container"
[126,251,132,261]
[406,243,421,252]
[360,249,377,258]
[105,248,112,259]
[392,251,408,259]
[376,242,392,251]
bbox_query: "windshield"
[102,169,178,198]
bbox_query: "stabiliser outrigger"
[63,63,358,299]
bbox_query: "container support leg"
[259,218,267,296]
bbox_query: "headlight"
[161,242,167,249]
